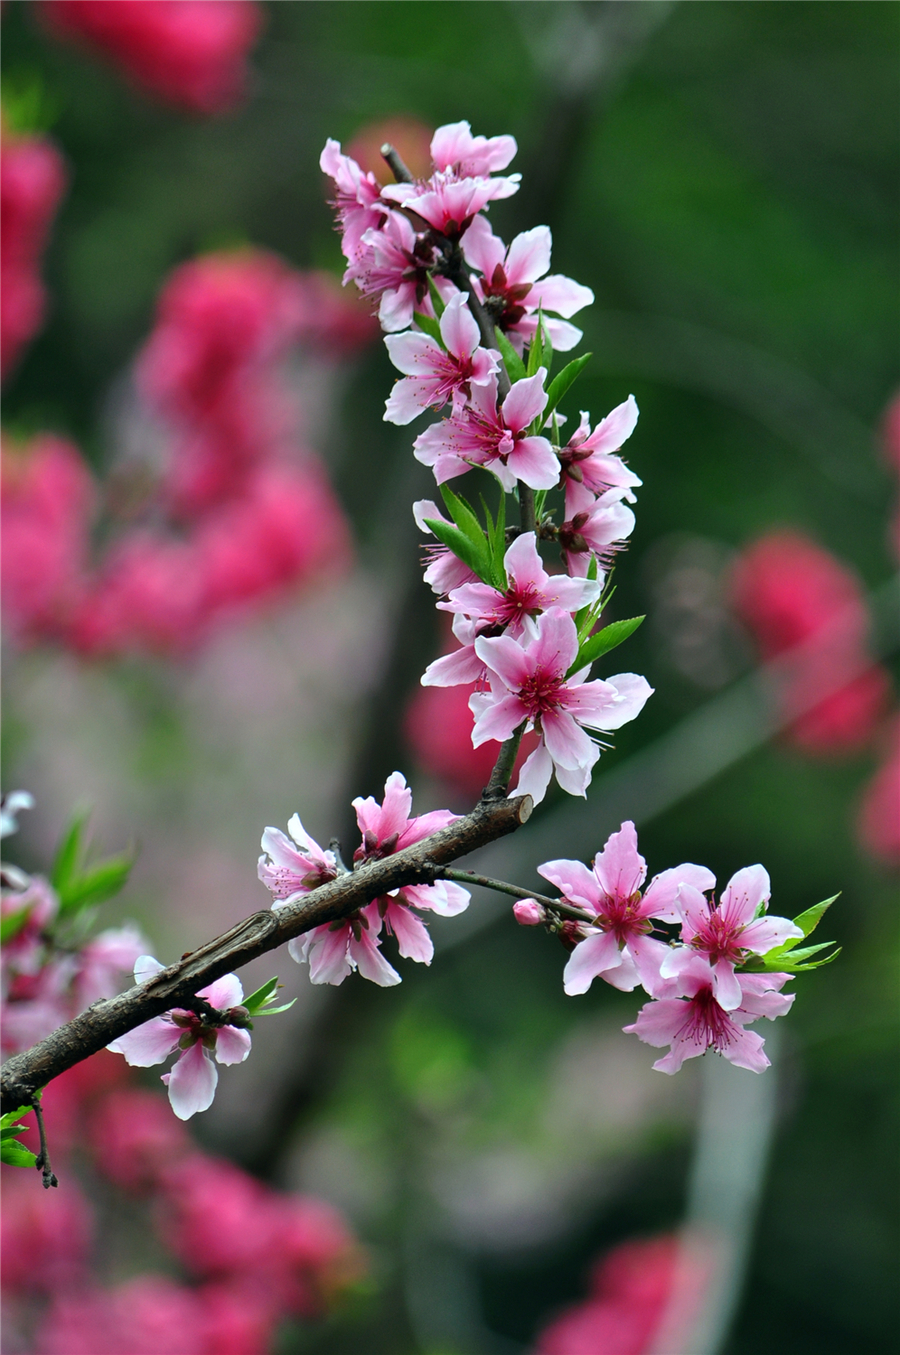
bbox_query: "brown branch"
[0,794,532,1114]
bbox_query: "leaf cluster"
[743,895,841,974]
[241,976,296,1026]
[1,1102,37,1169]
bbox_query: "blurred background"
[1,2,898,1353]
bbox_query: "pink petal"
[513,742,554,804]
[712,960,743,1012]
[527,274,594,318]
[503,531,546,592]
[214,1025,252,1066]
[532,607,580,674]
[626,935,673,998]
[623,997,688,1048]
[350,929,402,987]
[402,879,470,916]
[384,330,440,377]
[642,865,716,922]
[378,282,416,333]
[563,930,624,995]
[134,954,165,985]
[398,808,459,847]
[505,226,551,285]
[421,646,483,687]
[578,673,653,731]
[470,691,528,746]
[200,974,243,1010]
[508,436,560,490]
[537,858,600,912]
[719,865,771,929]
[385,902,433,964]
[439,291,480,358]
[592,821,646,900]
[541,709,596,770]
[308,927,353,985]
[460,213,505,277]
[475,632,533,692]
[385,377,440,425]
[108,1017,179,1067]
[720,1026,770,1073]
[501,372,548,432]
[287,813,329,859]
[583,396,639,455]
[166,1042,218,1120]
[740,915,804,954]
[554,755,597,797]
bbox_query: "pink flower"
[413,499,479,594]
[74,923,149,1008]
[624,956,794,1074]
[558,488,636,578]
[39,0,265,116]
[350,211,436,332]
[0,434,94,644]
[420,613,487,687]
[414,370,560,490]
[108,956,252,1119]
[857,717,900,867]
[384,291,498,423]
[89,1087,191,1192]
[472,609,653,803]
[1,874,58,980]
[539,822,716,996]
[729,530,889,755]
[0,128,67,379]
[258,813,338,902]
[659,866,802,1010]
[513,900,544,925]
[462,214,594,352]
[319,138,387,263]
[439,530,602,637]
[382,167,519,240]
[558,398,643,516]
[429,120,518,177]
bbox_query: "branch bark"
[0,794,532,1114]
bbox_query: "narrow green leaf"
[493,327,526,384]
[51,811,88,894]
[243,977,280,1013]
[440,485,488,552]
[250,999,297,1016]
[483,491,507,590]
[526,315,544,378]
[0,904,33,944]
[58,854,134,915]
[544,353,592,418]
[791,894,840,942]
[1,1139,37,1168]
[568,616,645,676]
[427,276,446,318]
[412,311,444,348]
[424,518,493,585]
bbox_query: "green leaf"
[413,311,444,348]
[424,518,493,585]
[482,491,507,589]
[493,327,526,384]
[250,999,297,1016]
[57,853,134,915]
[440,485,487,551]
[0,904,33,944]
[1,1138,37,1169]
[427,276,446,318]
[790,894,840,943]
[544,353,592,419]
[0,1105,33,1131]
[568,616,645,676]
[51,811,89,895]
[243,977,279,1013]
[743,943,841,975]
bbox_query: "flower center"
[518,666,565,719]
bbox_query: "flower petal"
[214,1025,252,1066]
[563,930,623,995]
[165,1042,218,1120]
[108,1016,179,1067]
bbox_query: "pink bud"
[513,899,544,926]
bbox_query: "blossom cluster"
[1,250,375,656]
[321,120,651,805]
[515,820,827,1074]
[1,1054,362,1355]
[1,794,147,1059]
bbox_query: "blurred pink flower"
[0,127,67,379]
[108,958,251,1119]
[39,0,265,116]
[74,923,150,1008]
[35,1276,207,1355]
[856,716,900,868]
[89,1087,192,1192]
[533,1233,706,1355]
[0,434,94,643]
[0,1165,94,1295]
[729,530,890,754]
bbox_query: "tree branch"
[0,794,533,1114]
[441,869,595,923]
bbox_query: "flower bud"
[513,899,544,926]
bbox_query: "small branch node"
[381,143,415,184]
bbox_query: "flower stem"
[441,869,594,923]
[482,721,525,799]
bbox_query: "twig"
[0,794,533,1114]
[31,1095,58,1189]
[381,143,414,184]
[482,721,526,800]
[441,869,595,923]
